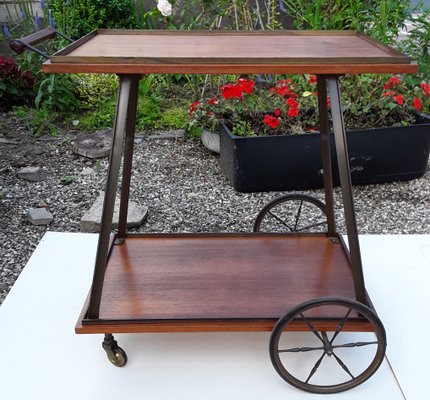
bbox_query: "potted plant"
[188,75,430,192]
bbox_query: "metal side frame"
[316,75,337,238]
[87,74,140,319]
[317,74,367,305]
[85,73,368,320]
[325,75,367,305]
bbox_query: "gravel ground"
[1,112,430,305]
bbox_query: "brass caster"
[102,334,128,367]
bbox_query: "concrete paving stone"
[73,129,112,159]
[148,129,186,140]
[201,130,220,153]
[27,208,54,225]
[80,191,148,233]
[18,166,46,182]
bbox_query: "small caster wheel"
[107,345,128,367]
[102,334,128,367]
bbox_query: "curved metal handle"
[9,27,73,59]
[9,27,57,55]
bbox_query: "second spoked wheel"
[253,194,328,233]
[269,297,386,394]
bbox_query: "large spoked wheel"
[269,297,386,394]
[253,194,327,233]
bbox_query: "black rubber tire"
[107,345,128,367]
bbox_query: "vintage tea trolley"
[39,30,417,394]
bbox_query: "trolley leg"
[327,76,366,304]
[317,75,336,237]
[87,75,139,319]
[117,76,140,240]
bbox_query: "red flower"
[274,107,281,116]
[22,70,35,87]
[421,83,430,96]
[286,97,298,107]
[382,91,395,97]
[286,97,299,117]
[413,97,422,111]
[220,83,242,99]
[273,86,296,97]
[207,97,218,105]
[308,75,317,84]
[277,86,291,97]
[220,79,255,100]
[263,114,280,128]
[277,79,293,86]
[237,78,254,95]
[271,79,297,98]
[383,76,401,89]
[189,101,199,115]
[0,56,18,76]
[288,107,299,117]
[393,94,404,105]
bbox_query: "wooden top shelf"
[43,30,417,75]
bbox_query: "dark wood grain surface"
[100,234,354,319]
[43,30,417,74]
[75,234,374,333]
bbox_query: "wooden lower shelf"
[76,233,367,334]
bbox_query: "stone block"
[201,130,220,153]
[27,208,53,225]
[73,129,112,159]
[18,166,46,182]
[80,191,148,233]
[148,129,186,140]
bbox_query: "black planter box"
[219,113,430,192]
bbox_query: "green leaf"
[7,86,18,95]
[35,90,43,108]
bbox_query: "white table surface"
[1,232,428,400]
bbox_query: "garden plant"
[0,0,429,138]
[188,74,430,137]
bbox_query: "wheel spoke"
[300,313,324,343]
[267,211,294,232]
[333,341,378,349]
[293,200,304,231]
[305,352,326,383]
[330,308,352,344]
[279,346,324,353]
[296,221,327,232]
[332,351,355,380]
